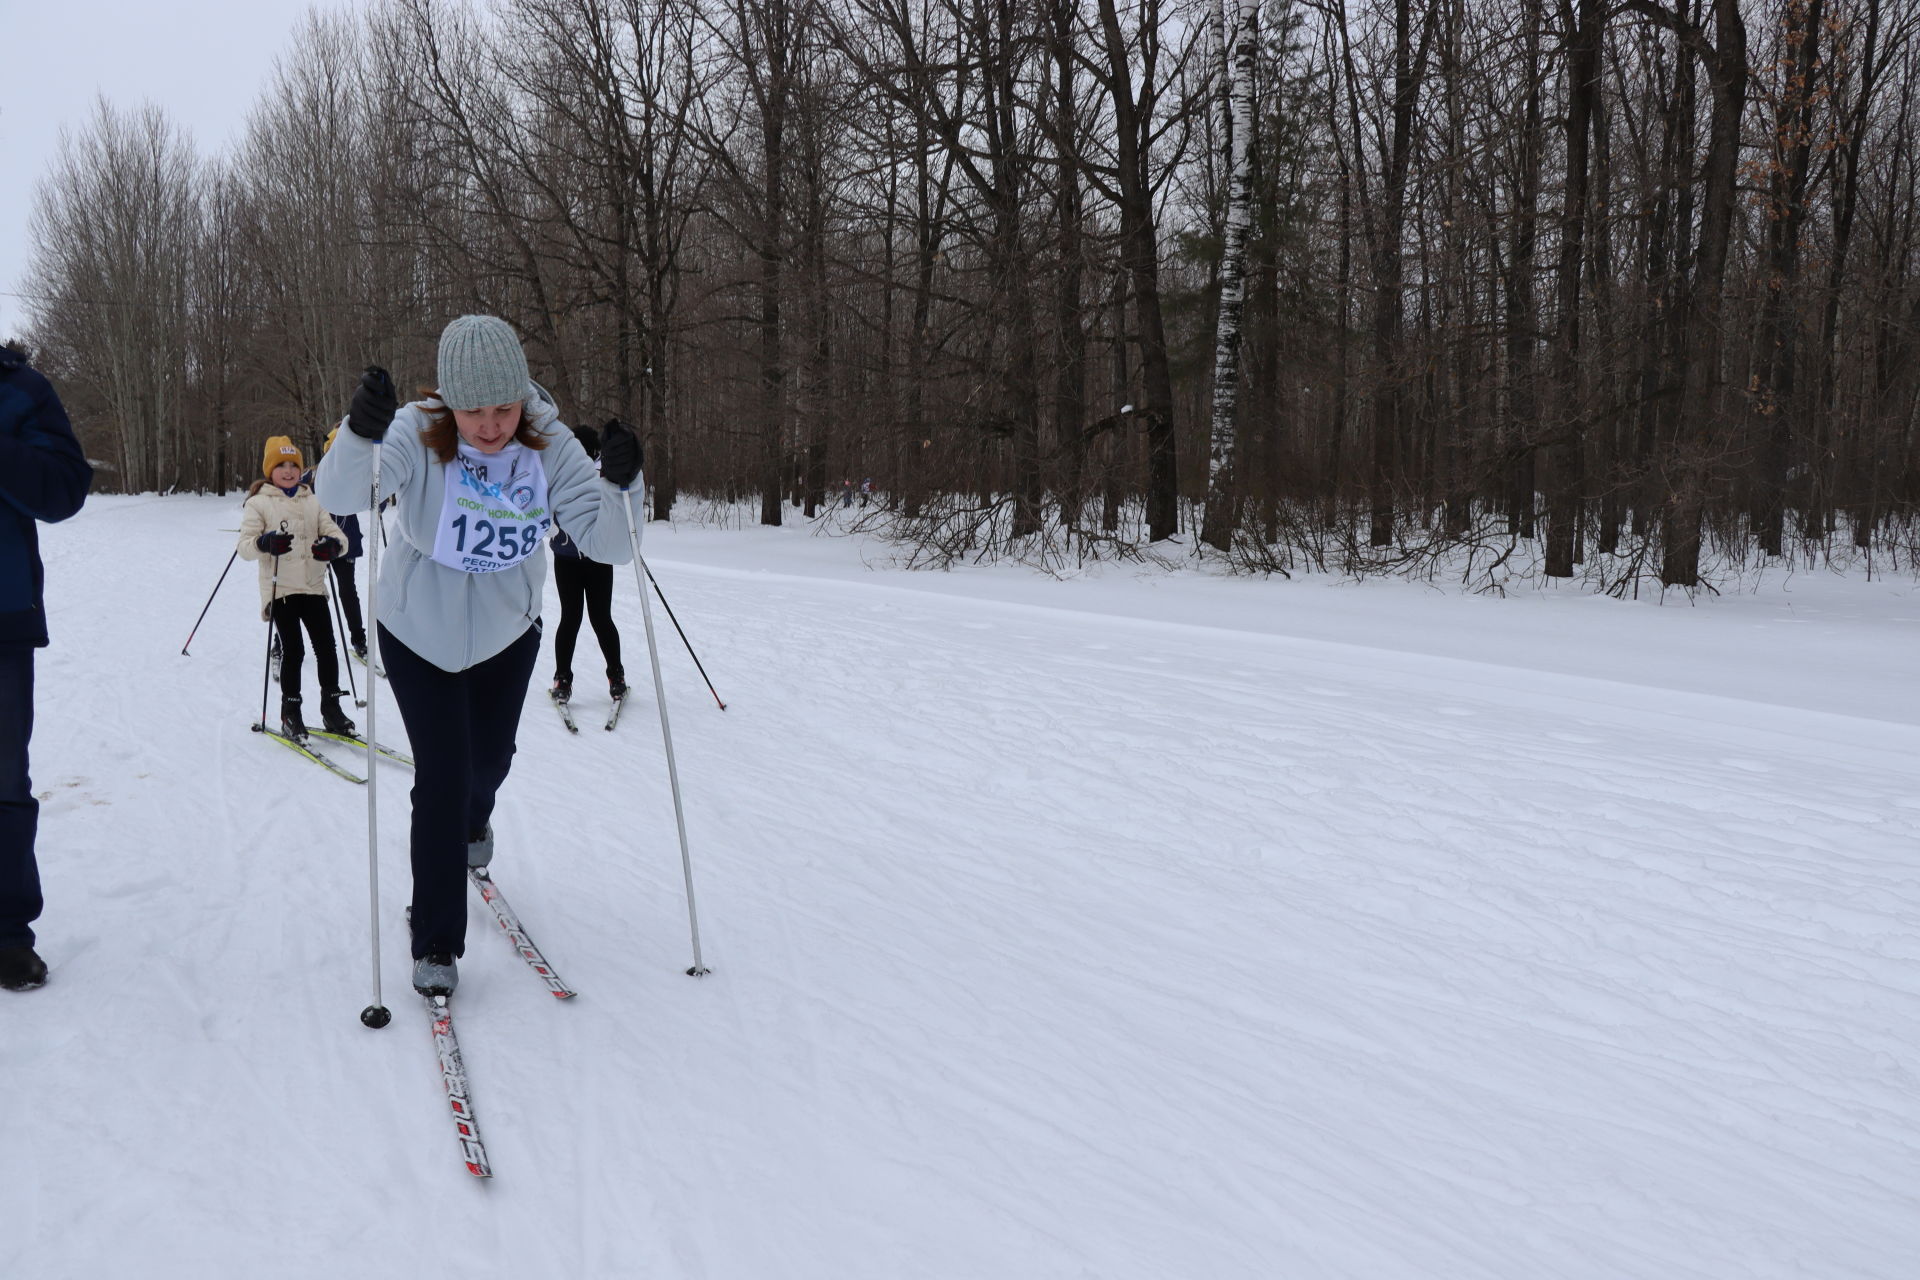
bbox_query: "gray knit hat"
[437,315,530,410]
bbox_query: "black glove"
[600,418,643,488]
[312,536,343,562]
[347,366,398,440]
[256,531,294,556]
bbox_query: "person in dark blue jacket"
[0,345,93,991]
[308,428,368,658]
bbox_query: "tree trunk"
[1201,0,1259,552]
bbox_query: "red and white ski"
[468,868,577,999]
[425,993,492,1178]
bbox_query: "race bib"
[431,442,552,574]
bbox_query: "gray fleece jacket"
[314,384,641,672]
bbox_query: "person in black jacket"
[548,422,626,705]
[0,345,93,991]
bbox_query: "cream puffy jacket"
[236,482,347,619]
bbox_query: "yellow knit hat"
[324,426,339,453]
[262,436,303,478]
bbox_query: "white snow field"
[5,492,1919,1280]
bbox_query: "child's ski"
[551,689,579,734]
[424,994,493,1177]
[467,867,577,999]
[305,727,414,767]
[604,693,625,732]
[249,723,366,783]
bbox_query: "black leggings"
[270,594,341,701]
[379,623,541,958]
[552,555,622,684]
[329,557,365,647]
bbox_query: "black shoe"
[351,640,368,660]
[280,694,306,740]
[609,678,628,701]
[551,677,572,703]
[320,695,356,736]
[0,946,48,991]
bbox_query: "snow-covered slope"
[5,494,1917,1279]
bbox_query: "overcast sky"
[2,0,337,340]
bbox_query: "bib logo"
[510,484,535,510]
[457,465,498,500]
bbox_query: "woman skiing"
[315,315,643,997]
[548,422,626,710]
[238,436,353,740]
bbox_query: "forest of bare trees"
[18,0,1920,589]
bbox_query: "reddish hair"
[416,388,549,464]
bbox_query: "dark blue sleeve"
[0,367,92,523]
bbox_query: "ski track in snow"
[4,494,1918,1279]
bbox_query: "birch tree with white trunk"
[1200,0,1259,552]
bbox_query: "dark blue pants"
[379,623,540,958]
[0,647,39,948]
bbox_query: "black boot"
[280,693,306,740]
[0,946,48,991]
[321,693,356,736]
[609,676,629,701]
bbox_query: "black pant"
[380,622,540,958]
[0,647,38,948]
[552,555,622,685]
[270,594,341,702]
[330,558,365,647]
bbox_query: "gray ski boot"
[412,952,458,996]
[466,823,494,869]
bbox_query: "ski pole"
[642,560,726,710]
[182,549,239,655]
[256,525,287,731]
[326,564,361,708]
[360,434,391,1030]
[622,488,709,975]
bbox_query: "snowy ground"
[5,492,1919,1279]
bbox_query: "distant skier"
[239,436,353,740]
[548,422,627,710]
[306,427,369,660]
[0,344,93,993]
[315,315,644,997]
